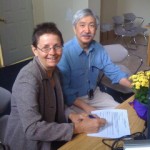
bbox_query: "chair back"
[124,13,136,22]
[112,16,137,37]
[112,16,127,36]
[0,87,11,142]
[112,16,124,25]
[124,13,145,28]
[0,87,11,116]
[103,44,128,63]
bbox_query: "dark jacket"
[4,57,73,150]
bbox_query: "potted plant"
[129,70,150,120]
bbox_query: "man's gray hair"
[72,8,100,28]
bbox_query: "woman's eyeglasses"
[37,45,63,53]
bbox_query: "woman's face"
[32,33,62,70]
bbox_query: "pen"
[88,114,96,119]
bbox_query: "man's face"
[73,15,97,47]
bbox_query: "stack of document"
[87,109,130,138]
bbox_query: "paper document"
[87,109,130,138]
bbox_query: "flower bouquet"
[129,70,150,120]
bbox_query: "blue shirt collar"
[74,37,95,56]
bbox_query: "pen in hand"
[88,114,96,119]
[89,114,106,128]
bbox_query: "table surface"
[58,95,145,150]
[145,25,150,29]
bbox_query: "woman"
[4,22,106,150]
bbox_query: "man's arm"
[74,98,96,113]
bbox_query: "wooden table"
[59,96,145,150]
[145,25,150,66]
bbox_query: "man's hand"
[119,78,132,88]
[74,98,96,113]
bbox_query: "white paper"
[87,109,130,138]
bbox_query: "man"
[58,8,131,114]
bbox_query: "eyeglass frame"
[37,45,63,53]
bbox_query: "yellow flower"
[129,70,150,104]
[145,71,150,75]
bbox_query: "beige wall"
[41,0,100,42]
[101,0,117,24]
[117,0,150,27]
[32,0,149,34]
[43,0,74,42]
[32,0,44,25]
[89,0,101,41]
[31,0,101,42]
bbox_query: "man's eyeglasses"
[37,45,63,53]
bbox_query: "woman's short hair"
[72,8,99,28]
[32,22,64,47]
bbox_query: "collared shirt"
[58,37,127,106]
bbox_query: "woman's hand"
[73,114,106,134]
[69,113,84,123]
